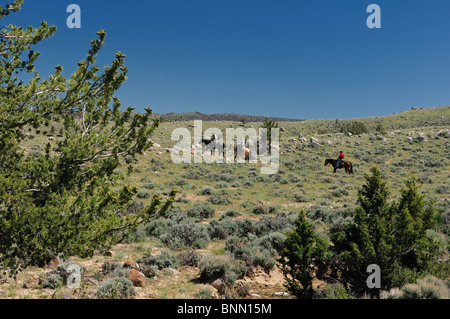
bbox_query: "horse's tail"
[350,162,354,174]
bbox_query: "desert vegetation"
[0,1,449,300]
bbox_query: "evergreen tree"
[262,118,279,153]
[0,1,174,277]
[278,211,330,299]
[330,167,440,297]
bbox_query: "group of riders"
[204,133,348,171]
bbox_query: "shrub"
[315,283,354,299]
[178,250,202,267]
[96,277,136,299]
[220,210,240,219]
[254,232,286,253]
[340,121,368,135]
[198,255,233,281]
[240,200,254,209]
[208,218,239,240]
[207,195,231,206]
[160,223,210,249]
[124,225,147,243]
[251,205,267,215]
[198,186,215,196]
[252,250,276,272]
[102,261,123,275]
[137,190,151,199]
[145,218,176,237]
[138,249,179,270]
[187,204,215,219]
[43,274,63,289]
[382,275,449,299]
[215,181,230,189]
[141,182,155,189]
[293,193,308,203]
[253,214,294,236]
[195,287,213,299]
[198,254,246,285]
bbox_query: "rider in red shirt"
[336,151,344,168]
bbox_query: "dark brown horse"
[324,159,353,174]
[200,137,226,156]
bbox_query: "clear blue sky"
[3,0,450,119]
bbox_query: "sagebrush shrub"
[187,204,215,219]
[96,277,136,299]
[43,274,63,289]
[208,218,239,240]
[160,223,210,249]
[138,249,179,270]
[198,254,246,285]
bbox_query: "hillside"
[156,111,304,122]
[2,105,449,300]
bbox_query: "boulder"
[24,275,43,289]
[416,132,427,142]
[104,250,114,257]
[211,279,226,294]
[160,268,180,277]
[128,269,145,287]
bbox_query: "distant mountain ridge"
[156,111,304,122]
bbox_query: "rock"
[123,260,139,271]
[24,275,43,289]
[405,136,414,143]
[355,141,361,146]
[416,132,427,142]
[273,291,289,297]
[347,132,352,137]
[310,137,320,144]
[211,279,226,294]
[250,293,261,298]
[150,143,161,150]
[280,127,285,132]
[104,250,114,257]
[435,129,450,138]
[128,269,145,287]
[86,277,99,286]
[160,268,180,276]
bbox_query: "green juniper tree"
[261,118,279,154]
[0,1,174,277]
[278,211,330,299]
[330,166,440,297]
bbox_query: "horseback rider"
[336,150,344,168]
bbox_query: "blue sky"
[3,0,450,119]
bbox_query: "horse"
[200,138,226,157]
[324,159,353,174]
[233,144,250,162]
